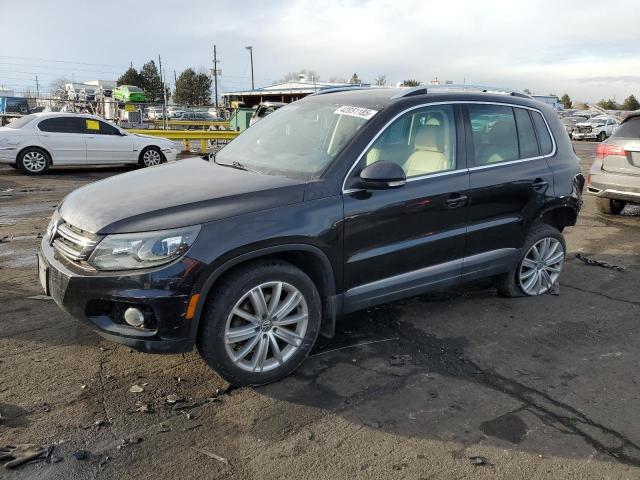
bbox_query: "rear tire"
[17,148,50,175]
[197,260,322,386]
[496,223,566,297]
[596,197,625,215]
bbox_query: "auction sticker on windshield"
[334,105,378,120]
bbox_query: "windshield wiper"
[217,159,260,173]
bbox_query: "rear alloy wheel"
[17,148,50,175]
[596,197,626,215]
[139,147,164,167]
[497,223,566,297]
[197,260,321,386]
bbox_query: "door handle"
[532,178,548,191]
[446,193,468,208]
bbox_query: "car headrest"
[414,125,444,152]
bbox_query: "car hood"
[59,157,306,234]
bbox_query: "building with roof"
[222,78,371,107]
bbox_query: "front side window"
[357,104,457,178]
[216,101,377,179]
[85,118,120,135]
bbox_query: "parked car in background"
[587,112,640,214]
[0,112,178,174]
[0,96,30,114]
[249,101,285,126]
[572,115,618,141]
[561,116,587,136]
[37,88,583,385]
[180,112,222,121]
[114,85,147,103]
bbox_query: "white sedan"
[0,112,179,175]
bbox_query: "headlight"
[88,225,200,271]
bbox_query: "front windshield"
[588,119,606,125]
[6,114,36,129]
[216,102,377,179]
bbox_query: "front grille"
[52,221,100,262]
[577,126,592,133]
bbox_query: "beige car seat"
[404,125,449,176]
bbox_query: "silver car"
[587,113,640,214]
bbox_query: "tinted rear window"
[6,114,36,129]
[514,108,540,158]
[612,117,640,138]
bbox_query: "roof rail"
[391,84,532,99]
[309,86,373,96]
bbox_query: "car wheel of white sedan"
[18,148,50,175]
[139,147,164,167]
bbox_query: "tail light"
[596,143,627,159]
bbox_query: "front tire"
[139,147,164,167]
[597,131,606,142]
[596,197,625,215]
[17,148,50,175]
[497,223,566,297]
[197,260,322,386]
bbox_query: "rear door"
[83,118,134,163]
[36,117,87,164]
[601,116,640,175]
[462,103,556,279]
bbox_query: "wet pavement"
[1,143,640,479]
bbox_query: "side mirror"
[359,161,406,190]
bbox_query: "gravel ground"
[1,142,640,479]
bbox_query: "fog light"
[124,307,145,327]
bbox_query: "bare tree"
[374,75,386,86]
[328,76,348,84]
[280,69,320,82]
[49,77,70,99]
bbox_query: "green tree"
[174,68,211,105]
[139,60,164,103]
[401,79,420,87]
[596,98,619,110]
[117,67,142,87]
[560,93,572,109]
[622,94,640,111]
[349,73,361,84]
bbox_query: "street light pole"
[245,46,254,90]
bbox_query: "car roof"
[301,86,545,111]
[23,112,107,122]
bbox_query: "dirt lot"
[1,143,640,479]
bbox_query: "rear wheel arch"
[539,205,578,231]
[191,245,338,340]
[17,145,53,165]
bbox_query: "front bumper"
[588,171,640,203]
[38,238,204,353]
[572,132,598,140]
[163,148,179,162]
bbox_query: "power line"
[0,55,128,69]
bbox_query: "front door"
[83,118,134,163]
[342,103,469,312]
[36,117,87,164]
[463,103,556,279]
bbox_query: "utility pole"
[35,76,40,99]
[212,45,219,110]
[245,46,254,90]
[158,54,168,130]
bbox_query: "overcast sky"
[3,0,639,101]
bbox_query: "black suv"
[38,87,584,385]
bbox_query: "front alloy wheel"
[197,260,321,386]
[517,237,564,295]
[225,282,309,373]
[140,148,163,167]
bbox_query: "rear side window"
[38,117,85,134]
[468,104,519,165]
[612,117,640,138]
[514,108,540,158]
[530,111,554,155]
